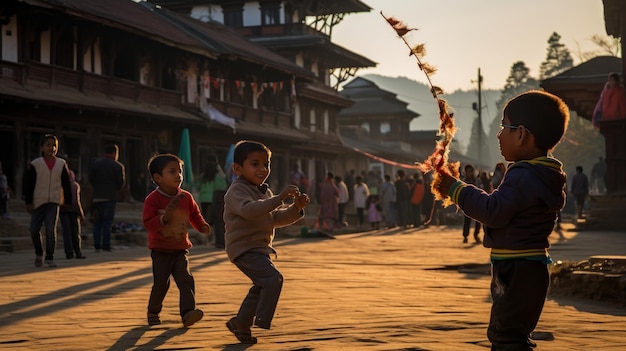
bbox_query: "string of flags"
[200,75,297,99]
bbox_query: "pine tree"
[539,32,574,80]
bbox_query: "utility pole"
[472,68,483,161]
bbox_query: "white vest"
[31,157,66,209]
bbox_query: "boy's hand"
[294,192,310,211]
[436,170,458,197]
[200,224,212,242]
[279,185,300,201]
[162,193,185,223]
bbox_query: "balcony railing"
[0,60,296,130]
[234,22,326,38]
[0,60,182,108]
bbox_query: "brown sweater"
[224,178,303,262]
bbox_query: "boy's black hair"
[147,153,183,182]
[504,90,569,152]
[40,133,57,146]
[233,140,271,165]
[576,165,583,172]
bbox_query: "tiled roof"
[339,77,419,117]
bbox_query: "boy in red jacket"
[143,153,210,327]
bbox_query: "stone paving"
[1,214,625,351]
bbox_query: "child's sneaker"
[34,256,43,267]
[182,309,203,327]
[147,312,161,326]
[44,260,57,267]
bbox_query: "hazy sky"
[332,0,608,92]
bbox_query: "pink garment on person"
[593,83,626,125]
[319,181,339,221]
[368,203,382,223]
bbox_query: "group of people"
[24,136,125,267]
[456,162,505,244]
[19,88,596,349]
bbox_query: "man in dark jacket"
[89,144,125,252]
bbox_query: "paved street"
[0,220,625,350]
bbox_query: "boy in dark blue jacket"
[436,90,569,351]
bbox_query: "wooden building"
[147,0,377,190]
[0,0,376,202]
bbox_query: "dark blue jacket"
[89,155,125,201]
[448,156,566,260]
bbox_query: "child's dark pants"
[148,249,196,317]
[488,259,549,351]
[234,251,283,329]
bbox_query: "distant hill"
[356,74,502,154]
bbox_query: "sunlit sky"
[332,0,608,91]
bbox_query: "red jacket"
[143,188,208,250]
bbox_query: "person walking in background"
[380,174,396,228]
[410,172,425,228]
[334,175,349,226]
[24,134,72,267]
[366,193,382,230]
[143,153,210,327]
[344,169,355,200]
[60,170,86,259]
[223,140,309,344]
[197,158,228,248]
[461,164,482,244]
[89,144,125,252]
[394,170,411,228]
[353,175,369,228]
[571,165,589,219]
[318,172,339,231]
[319,172,339,231]
[435,90,569,351]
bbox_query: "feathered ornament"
[381,11,460,209]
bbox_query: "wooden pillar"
[598,120,626,194]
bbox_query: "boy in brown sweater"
[223,140,310,344]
